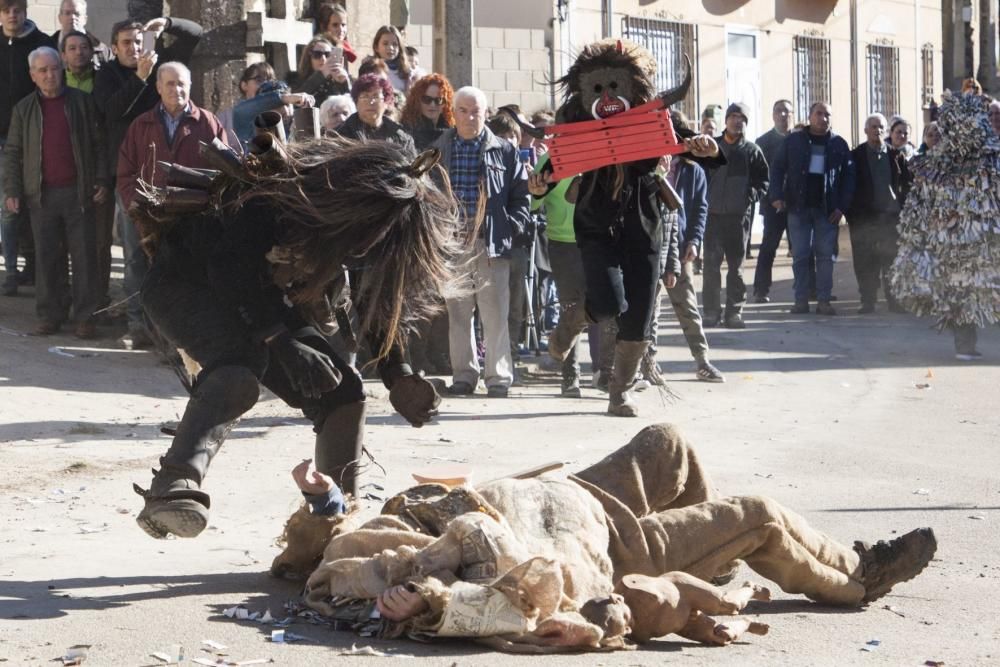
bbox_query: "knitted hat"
[726,102,750,121]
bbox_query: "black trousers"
[142,253,365,429]
[578,217,662,342]
[702,212,749,317]
[849,218,899,305]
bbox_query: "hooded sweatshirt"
[0,19,55,138]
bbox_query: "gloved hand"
[269,332,342,399]
[389,373,441,427]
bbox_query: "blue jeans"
[0,136,20,285]
[116,192,149,331]
[788,207,838,302]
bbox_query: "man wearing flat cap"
[701,102,769,329]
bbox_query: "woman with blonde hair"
[399,73,455,150]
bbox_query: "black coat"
[403,116,450,152]
[0,20,54,137]
[847,143,912,223]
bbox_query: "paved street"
[1,237,998,666]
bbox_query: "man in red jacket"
[117,61,228,213]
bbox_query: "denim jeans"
[787,207,838,302]
[0,136,20,285]
[116,191,149,331]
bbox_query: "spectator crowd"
[0,0,990,411]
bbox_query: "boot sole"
[137,498,209,539]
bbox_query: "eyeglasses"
[421,96,443,106]
[310,50,333,59]
[357,94,384,105]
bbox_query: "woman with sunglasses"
[289,35,350,107]
[399,73,454,151]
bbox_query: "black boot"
[135,366,260,539]
[314,401,366,497]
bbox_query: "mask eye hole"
[609,81,618,90]
[593,83,603,93]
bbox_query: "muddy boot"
[854,527,937,603]
[548,301,590,362]
[135,366,260,539]
[607,340,648,417]
[315,401,366,498]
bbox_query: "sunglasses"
[310,50,333,59]
[421,96,443,106]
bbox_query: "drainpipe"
[850,0,859,146]
[914,0,921,135]
[602,0,613,39]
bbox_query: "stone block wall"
[408,24,554,114]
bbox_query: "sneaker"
[955,351,983,361]
[854,527,937,603]
[724,313,746,329]
[857,302,875,314]
[561,377,582,398]
[33,321,61,336]
[789,301,810,314]
[695,359,725,383]
[703,313,722,328]
[74,321,98,340]
[816,301,837,316]
[486,385,509,398]
[753,293,770,304]
[121,327,154,350]
[446,381,475,396]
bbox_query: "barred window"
[793,36,831,124]
[867,44,900,118]
[622,16,699,121]
[921,43,935,106]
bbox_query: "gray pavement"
[1,235,998,666]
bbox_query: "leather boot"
[607,340,648,417]
[548,301,590,362]
[135,366,260,539]
[314,401,366,497]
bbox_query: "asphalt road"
[1,236,998,666]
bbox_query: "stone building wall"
[408,24,555,114]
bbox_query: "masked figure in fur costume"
[539,40,724,417]
[274,424,937,653]
[132,136,460,539]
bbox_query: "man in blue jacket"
[769,102,855,315]
[433,86,530,398]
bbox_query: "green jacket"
[531,152,576,243]
[3,87,108,209]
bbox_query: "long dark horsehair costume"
[132,135,463,539]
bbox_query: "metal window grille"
[792,36,831,124]
[621,16,699,121]
[867,44,900,118]
[921,43,935,106]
